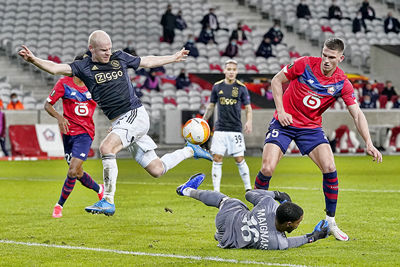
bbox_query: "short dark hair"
[324,38,345,53]
[276,202,304,224]
[74,54,85,61]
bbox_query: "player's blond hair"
[88,30,111,48]
[224,59,238,66]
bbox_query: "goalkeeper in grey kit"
[177,173,329,250]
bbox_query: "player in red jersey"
[45,56,103,218]
[254,38,382,241]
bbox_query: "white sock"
[212,161,222,192]
[102,154,118,204]
[237,159,251,190]
[161,147,193,174]
[326,215,336,224]
[182,187,194,196]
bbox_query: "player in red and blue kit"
[254,38,382,241]
[45,57,103,218]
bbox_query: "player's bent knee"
[144,159,164,178]
[324,165,336,173]
[67,168,78,178]
[213,154,223,162]
[261,165,275,176]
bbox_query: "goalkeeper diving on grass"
[176,173,329,250]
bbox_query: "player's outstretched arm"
[18,45,72,76]
[347,104,383,163]
[139,48,189,68]
[271,70,292,126]
[245,189,275,205]
[306,219,329,243]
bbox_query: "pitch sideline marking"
[0,239,309,267]
[0,177,399,193]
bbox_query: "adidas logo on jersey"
[218,90,224,94]
[92,65,99,71]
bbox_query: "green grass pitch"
[0,155,399,266]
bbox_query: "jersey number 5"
[266,129,279,139]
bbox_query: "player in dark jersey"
[19,30,212,217]
[176,173,329,250]
[45,55,103,218]
[254,38,382,241]
[203,59,253,192]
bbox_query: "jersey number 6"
[75,104,89,116]
[303,95,321,109]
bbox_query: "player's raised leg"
[177,173,228,208]
[130,136,212,178]
[309,143,349,241]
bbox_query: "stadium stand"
[331,124,364,153]
[383,125,400,152]
[242,0,400,71]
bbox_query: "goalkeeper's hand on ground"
[306,219,329,243]
[273,191,292,204]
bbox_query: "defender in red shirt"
[45,58,104,218]
[254,38,382,241]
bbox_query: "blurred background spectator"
[362,82,379,102]
[256,37,275,59]
[0,97,3,110]
[328,0,343,20]
[0,109,8,156]
[175,10,187,31]
[359,0,376,21]
[384,12,400,34]
[264,22,284,45]
[222,38,239,58]
[381,81,397,101]
[160,4,176,43]
[197,24,217,44]
[175,68,191,90]
[297,0,312,19]
[184,34,199,58]
[353,11,368,33]
[141,69,161,92]
[360,94,377,109]
[230,22,247,45]
[7,93,24,110]
[201,8,220,31]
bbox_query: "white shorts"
[111,107,158,168]
[111,106,151,148]
[210,131,246,157]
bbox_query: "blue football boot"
[176,173,206,196]
[85,198,115,216]
[186,142,212,161]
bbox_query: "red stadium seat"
[209,64,223,73]
[333,125,364,153]
[378,95,388,109]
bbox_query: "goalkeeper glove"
[306,219,329,243]
[273,191,292,204]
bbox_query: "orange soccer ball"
[182,118,210,145]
